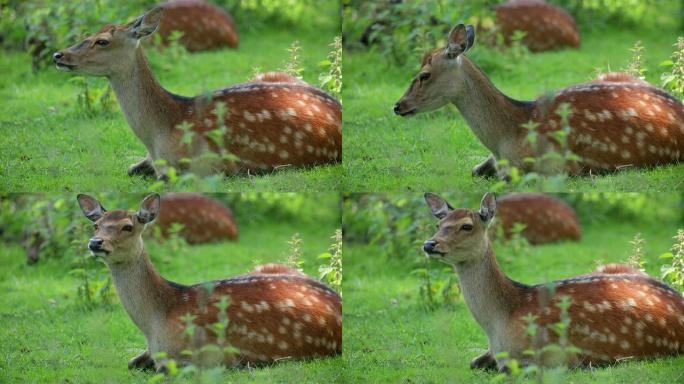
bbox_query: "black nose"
[88,238,104,251]
[53,52,63,62]
[423,240,437,253]
[393,103,401,114]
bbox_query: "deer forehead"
[440,210,474,227]
[98,210,134,226]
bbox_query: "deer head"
[423,192,496,264]
[394,24,475,117]
[52,7,163,77]
[77,193,160,265]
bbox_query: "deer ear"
[445,24,475,59]
[126,7,163,39]
[424,193,454,219]
[77,194,107,222]
[137,193,161,224]
[479,192,497,223]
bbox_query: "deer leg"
[128,349,155,371]
[470,350,498,370]
[471,155,498,178]
[128,154,156,177]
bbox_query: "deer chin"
[90,249,110,258]
[425,250,446,259]
[397,108,417,117]
[55,62,77,71]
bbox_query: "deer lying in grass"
[157,0,239,51]
[155,193,238,244]
[494,0,579,52]
[423,192,684,371]
[495,193,581,245]
[54,7,341,180]
[395,24,684,179]
[77,193,341,372]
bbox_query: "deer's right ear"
[77,194,107,222]
[137,193,161,224]
[126,7,163,39]
[424,193,453,219]
[478,192,497,223]
[445,24,475,59]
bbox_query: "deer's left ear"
[137,193,161,224]
[126,7,163,39]
[445,24,475,59]
[478,192,496,224]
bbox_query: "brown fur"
[495,0,580,52]
[494,193,581,245]
[158,0,239,51]
[154,193,238,244]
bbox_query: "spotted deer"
[395,24,684,179]
[54,7,341,179]
[157,0,239,51]
[494,193,581,245]
[77,193,341,372]
[423,192,684,371]
[494,0,579,52]
[154,193,238,244]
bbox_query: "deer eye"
[122,224,133,232]
[95,39,110,46]
[419,72,431,81]
[461,224,473,231]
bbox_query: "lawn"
[343,22,684,192]
[0,17,341,192]
[343,194,684,383]
[0,197,345,383]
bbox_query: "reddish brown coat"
[535,76,684,172]
[495,0,579,52]
[494,193,581,245]
[155,193,238,244]
[512,272,684,365]
[252,72,308,85]
[159,0,238,51]
[167,265,342,364]
[176,79,342,172]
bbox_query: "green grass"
[343,25,684,192]
[0,23,341,192]
[0,212,345,383]
[344,202,684,383]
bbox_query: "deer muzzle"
[88,237,108,255]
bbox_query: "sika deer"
[494,0,580,52]
[54,7,341,179]
[495,193,581,245]
[77,193,341,372]
[157,0,239,51]
[155,193,238,244]
[395,24,684,179]
[423,192,684,371]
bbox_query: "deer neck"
[108,45,184,151]
[108,246,176,338]
[453,239,526,339]
[451,56,533,157]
